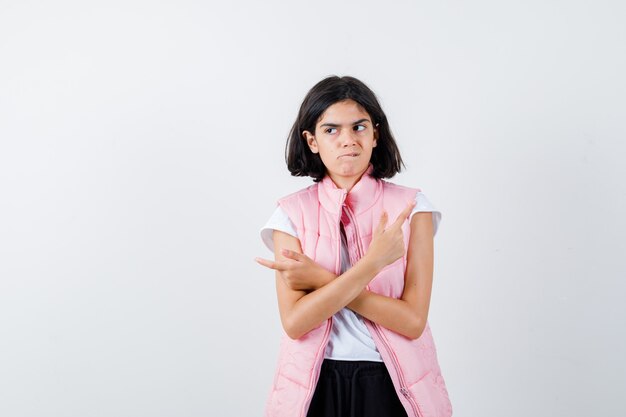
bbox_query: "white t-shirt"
[260,191,442,361]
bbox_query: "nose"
[338,129,357,147]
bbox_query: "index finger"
[254,257,286,271]
[390,201,416,229]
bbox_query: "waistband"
[319,359,389,379]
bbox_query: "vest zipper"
[300,192,346,417]
[300,316,332,417]
[343,204,424,417]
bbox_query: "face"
[302,99,378,189]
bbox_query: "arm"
[271,230,384,339]
[268,212,435,340]
[256,202,416,340]
[349,212,435,339]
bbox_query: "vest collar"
[318,163,383,215]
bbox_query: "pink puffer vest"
[264,165,453,417]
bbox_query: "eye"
[325,127,337,134]
[354,124,366,132]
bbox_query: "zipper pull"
[400,387,411,399]
[340,189,348,206]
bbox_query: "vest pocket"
[407,370,453,417]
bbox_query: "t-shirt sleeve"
[260,205,299,252]
[409,191,442,237]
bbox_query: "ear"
[303,130,319,154]
[373,123,379,147]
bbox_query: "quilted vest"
[264,164,453,417]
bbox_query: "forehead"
[316,99,371,124]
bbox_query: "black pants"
[306,359,409,417]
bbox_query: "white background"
[1,1,624,416]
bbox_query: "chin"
[338,163,368,176]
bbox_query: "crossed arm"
[255,209,435,340]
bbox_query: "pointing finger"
[374,211,388,235]
[254,257,285,271]
[391,201,416,228]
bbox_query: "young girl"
[256,76,453,417]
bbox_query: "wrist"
[347,289,369,310]
[361,252,386,274]
[313,268,336,290]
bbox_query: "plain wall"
[1,1,624,416]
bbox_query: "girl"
[256,76,452,417]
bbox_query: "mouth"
[338,152,360,159]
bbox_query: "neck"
[327,168,368,193]
[318,163,380,214]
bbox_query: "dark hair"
[285,75,404,182]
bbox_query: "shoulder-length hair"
[285,75,404,182]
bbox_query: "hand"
[255,249,334,291]
[365,201,416,270]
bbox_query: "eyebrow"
[320,118,370,128]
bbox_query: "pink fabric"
[264,165,453,417]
